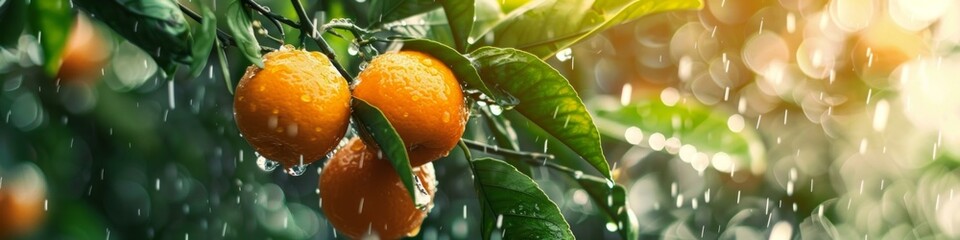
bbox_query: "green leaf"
[469,158,573,239]
[351,98,418,203]
[577,175,638,240]
[592,99,766,174]
[29,0,73,76]
[367,0,440,27]
[74,0,193,69]
[436,0,474,52]
[471,47,611,178]
[215,39,233,95]
[188,3,216,78]
[0,0,27,48]
[396,38,517,107]
[225,0,263,67]
[469,0,702,59]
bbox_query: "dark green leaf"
[0,0,26,48]
[215,39,233,94]
[352,98,417,203]
[225,0,263,67]
[188,3,216,78]
[469,158,573,239]
[367,0,440,27]
[396,38,516,107]
[577,175,638,240]
[592,99,766,174]
[471,47,611,179]
[29,0,73,76]
[470,0,702,58]
[436,0,474,52]
[74,0,193,69]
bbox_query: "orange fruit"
[234,46,350,169]
[57,15,110,85]
[353,51,467,166]
[0,163,47,238]
[319,138,436,239]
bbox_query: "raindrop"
[873,100,889,131]
[256,154,279,171]
[284,164,307,176]
[489,105,503,115]
[676,194,684,208]
[620,83,632,105]
[555,48,573,62]
[347,43,359,56]
[605,222,618,232]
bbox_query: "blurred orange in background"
[0,163,47,238]
[57,15,110,85]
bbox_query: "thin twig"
[289,0,355,82]
[242,0,297,38]
[178,3,235,46]
[461,138,579,175]
[461,139,555,161]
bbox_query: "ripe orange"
[57,15,110,85]
[319,138,436,239]
[353,51,467,166]
[234,46,350,169]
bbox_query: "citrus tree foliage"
[24,0,703,238]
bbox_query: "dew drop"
[284,164,307,176]
[256,154,280,172]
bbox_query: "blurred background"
[1,0,960,239]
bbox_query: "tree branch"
[178,3,236,47]
[289,0,355,83]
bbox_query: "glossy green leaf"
[469,157,573,239]
[367,0,440,27]
[470,0,702,59]
[396,38,516,107]
[225,0,263,67]
[29,0,73,76]
[577,175,638,240]
[351,98,417,203]
[215,39,233,95]
[74,0,193,69]
[436,0,473,52]
[592,99,766,174]
[188,3,216,78]
[0,0,26,48]
[471,47,611,178]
